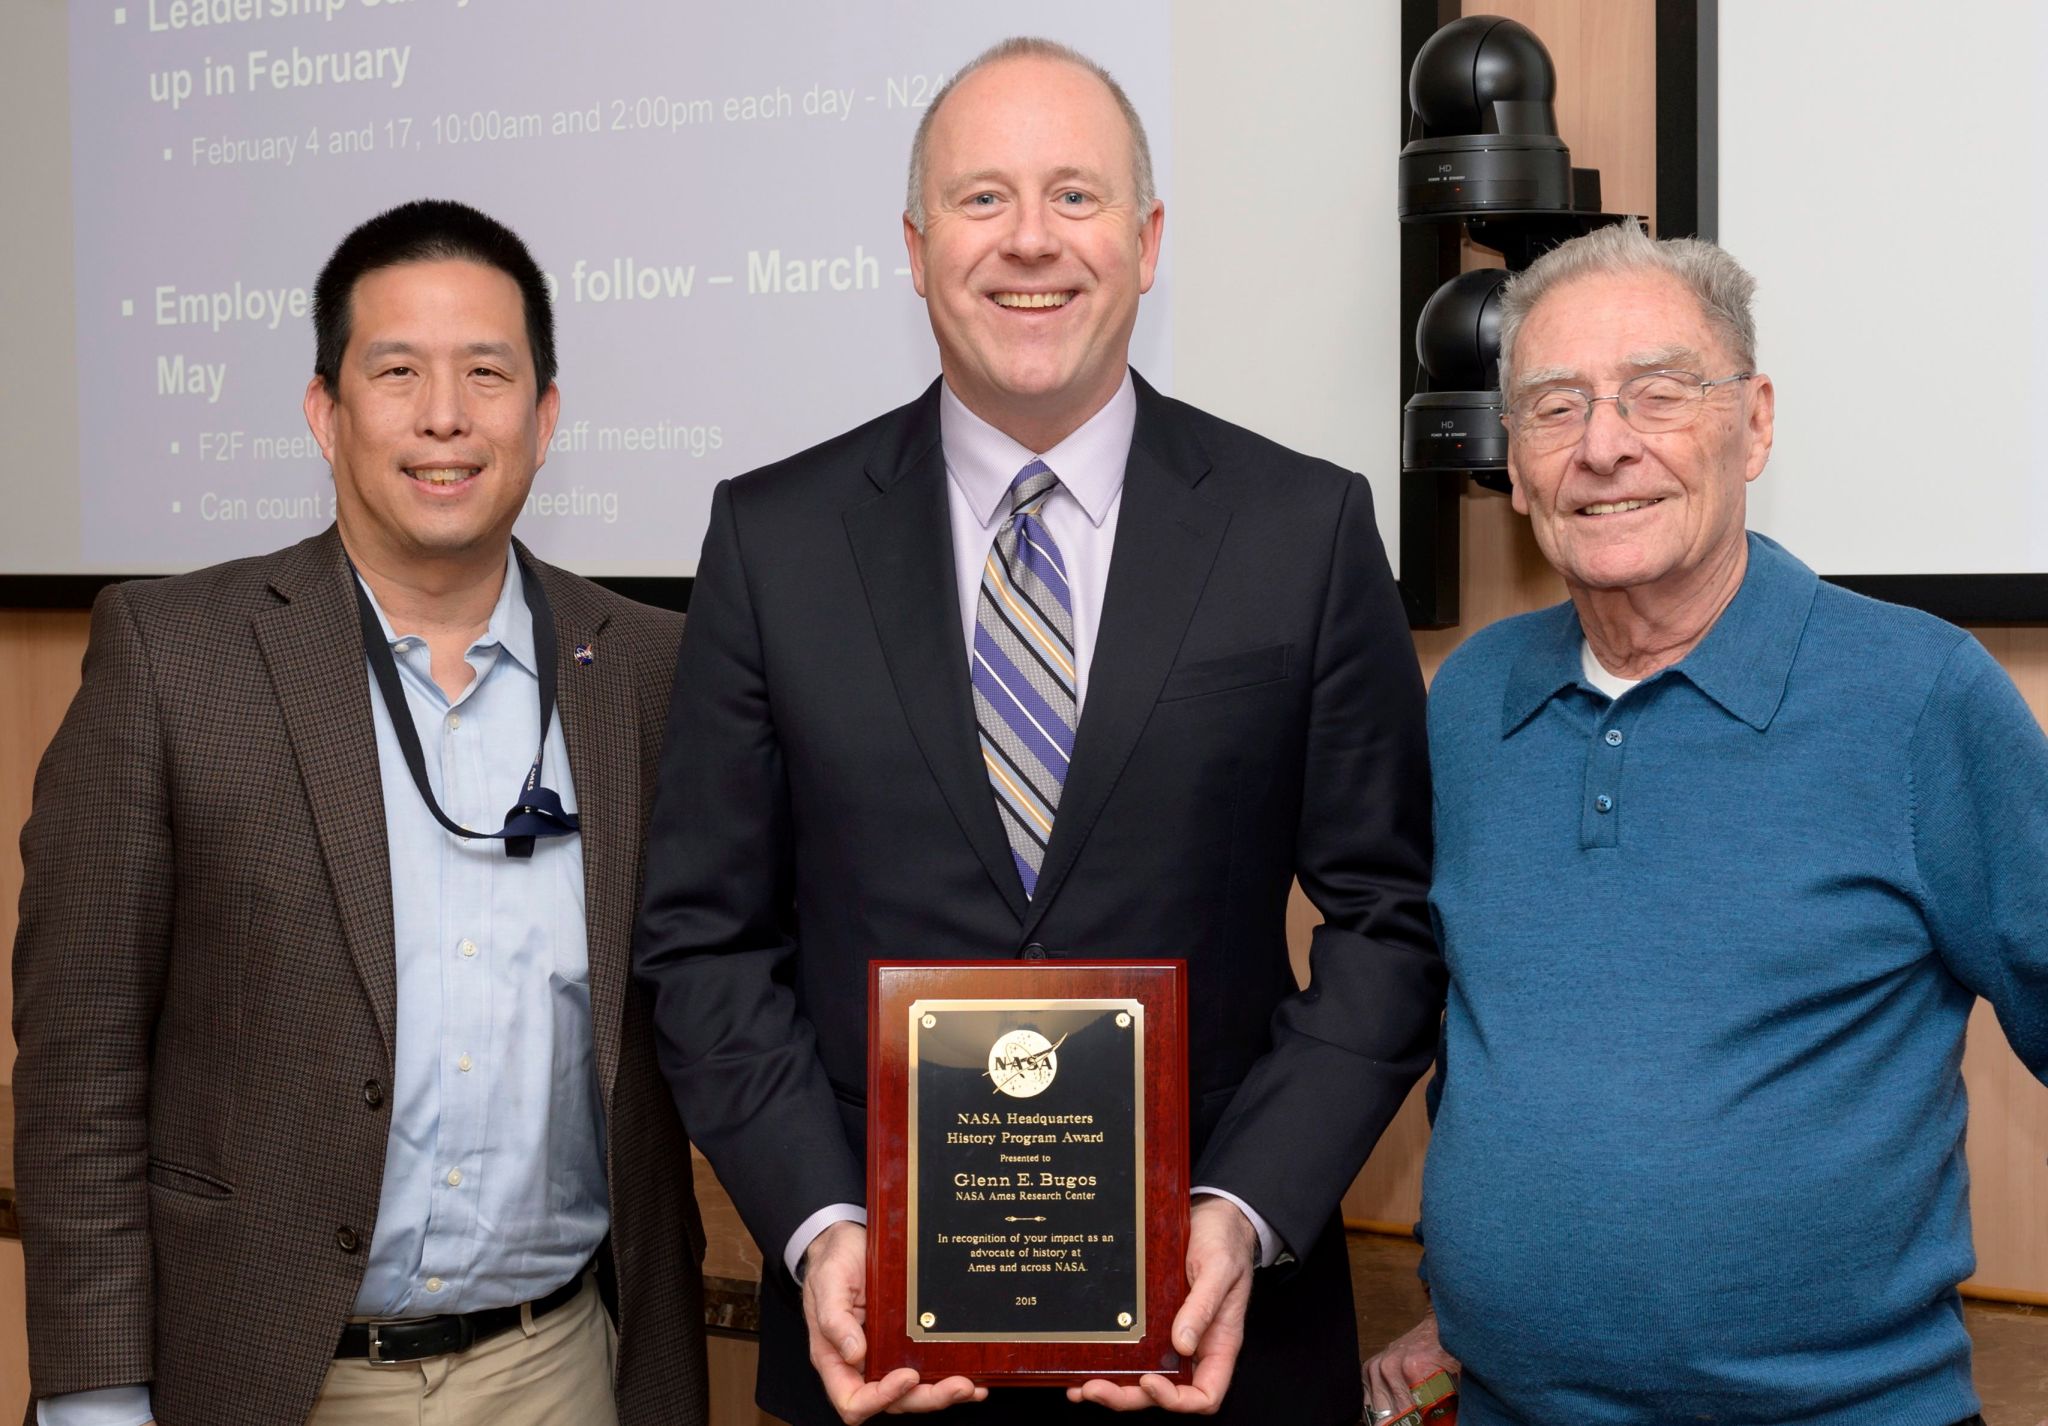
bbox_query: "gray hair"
[1497,224,1758,395]
[905,36,1156,233]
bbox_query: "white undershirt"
[1582,639,1645,700]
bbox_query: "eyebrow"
[1622,344,1706,372]
[1512,364,1580,393]
[358,340,520,364]
[1041,165,1107,188]
[945,165,1113,194]
[1511,346,1710,394]
[945,169,1011,193]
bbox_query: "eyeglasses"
[1505,371,1755,452]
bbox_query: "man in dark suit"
[14,201,705,1426]
[635,37,1441,1426]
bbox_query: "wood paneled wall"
[1,609,85,1422]
[1,1240,24,1424]
[0,609,90,1091]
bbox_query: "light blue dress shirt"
[351,552,608,1317]
[41,554,608,1426]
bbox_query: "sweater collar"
[1502,531,1818,736]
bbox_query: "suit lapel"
[1022,381,1229,939]
[844,383,1031,922]
[253,528,399,1054]
[531,551,631,1107]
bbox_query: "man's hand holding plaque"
[1067,1195,1259,1413]
[813,1195,1256,1420]
[801,1221,987,1424]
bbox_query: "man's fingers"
[1368,1353,1406,1412]
[1066,1371,1227,1414]
[803,1225,872,1371]
[1173,1244,1250,1356]
[801,1226,983,1419]
[883,1376,986,1413]
[1186,1322,1242,1410]
[1172,1277,1221,1357]
[1139,1375,1222,1414]
[1065,1205,1251,1414]
[818,1365,985,1422]
[812,1302,866,1366]
[1364,1354,1408,1417]
[1364,1312,1454,1420]
[1364,1342,1460,1422]
[825,1365,920,1424]
[807,1329,861,1392]
[1067,1379,1163,1412]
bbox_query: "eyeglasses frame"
[1503,370,1757,447]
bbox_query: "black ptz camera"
[1399,15,1577,219]
[1403,269,1510,476]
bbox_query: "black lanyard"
[350,556,580,859]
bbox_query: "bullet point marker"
[169,441,180,454]
[114,7,127,23]
[120,299,133,316]
[171,500,182,514]
[163,147,173,161]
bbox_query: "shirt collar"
[939,369,1136,529]
[354,544,536,677]
[484,549,538,676]
[1501,531,1818,736]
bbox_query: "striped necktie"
[972,459,1077,898]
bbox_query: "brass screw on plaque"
[1117,1311,1133,1328]
[921,1013,936,1029]
[921,1312,936,1328]
[1116,1012,1131,1028]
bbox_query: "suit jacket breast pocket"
[1156,644,1291,703]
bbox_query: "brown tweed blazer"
[12,527,707,1426]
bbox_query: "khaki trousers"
[307,1275,618,1426]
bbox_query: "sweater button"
[1594,794,1614,814]
[362,1078,384,1110]
[1604,728,1624,746]
[1022,943,1048,960]
[335,1226,360,1254]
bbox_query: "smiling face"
[304,257,558,577]
[1507,268,1773,601]
[904,54,1163,450]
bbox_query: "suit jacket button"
[336,1226,360,1254]
[362,1079,384,1110]
[1022,943,1048,960]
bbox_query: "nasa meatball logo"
[985,1028,1064,1098]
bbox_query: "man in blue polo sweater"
[1365,224,2047,1426]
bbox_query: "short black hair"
[312,199,556,398]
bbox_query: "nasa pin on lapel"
[573,642,596,667]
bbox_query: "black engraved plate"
[907,1000,1143,1341]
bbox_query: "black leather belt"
[336,1274,584,1364]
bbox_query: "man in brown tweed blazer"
[13,201,705,1426]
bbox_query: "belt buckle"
[364,1321,417,1367]
[362,1313,473,1366]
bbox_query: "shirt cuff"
[1192,1186,1284,1268]
[785,1202,868,1282]
[38,1385,154,1426]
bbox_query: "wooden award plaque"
[866,960,1191,1388]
